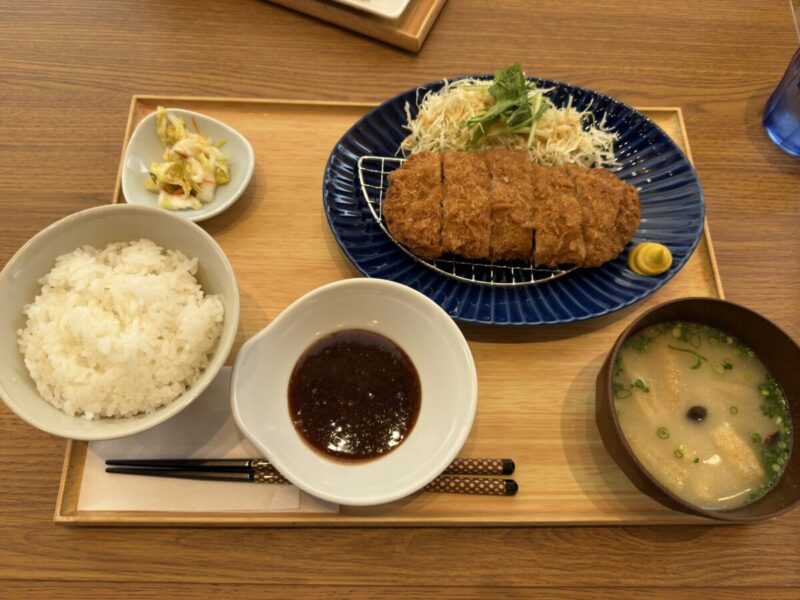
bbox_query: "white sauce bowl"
[231,278,478,506]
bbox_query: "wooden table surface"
[1,0,799,596]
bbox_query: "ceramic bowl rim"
[0,203,240,440]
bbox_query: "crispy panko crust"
[485,150,534,261]
[605,171,641,252]
[382,152,443,258]
[383,151,641,269]
[531,165,586,267]
[568,165,624,267]
[441,151,492,259]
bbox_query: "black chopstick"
[105,457,515,476]
[105,457,519,496]
[105,466,517,496]
[105,458,261,471]
[104,466,282,482]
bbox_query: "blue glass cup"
[763,47,800,157]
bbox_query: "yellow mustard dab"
[628,243,672,276]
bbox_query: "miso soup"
[613,321,792,510]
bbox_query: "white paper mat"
[77,367,338,514]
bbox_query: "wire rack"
[357,155,575,287]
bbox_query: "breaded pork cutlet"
[382,152,443,258]
[383,151,641,268]
[531,165,586,267]
[485,150,535,261]
[603,170,641,252]
[441,151,492,259]
[568,166,624,267]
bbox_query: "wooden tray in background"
[56,96,723,526]
[267,0,447,52]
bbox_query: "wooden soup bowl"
[596,297,800,521]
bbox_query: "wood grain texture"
[57,101,721,527]
[3,583,800,600]
[1,0,799,595]
[267,0,447,52]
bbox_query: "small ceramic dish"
[121,108,254,222]
[596,297,800,521]
[231,278,478,506]
[0,204,240,441]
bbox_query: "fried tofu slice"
[710,422,765,485]
[383,152,443,258]
[485,150,534,261]
[441,151,492,259]
[623,347,685,412]
[531,165,586,267]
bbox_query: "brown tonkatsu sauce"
[288,329,421,461]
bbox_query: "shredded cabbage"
[145,107,231,210]
[400,77,619,168]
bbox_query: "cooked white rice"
[17,239,224,419]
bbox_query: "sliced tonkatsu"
[441,151,492,259]
[530,165,586,267]
[382,150,641,269]
[485,150,535,261]
[568,165,624,267]
[382,152,443,259]
[606,170,642,254]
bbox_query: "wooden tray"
[56,96,723,526]
[267,0,447,52]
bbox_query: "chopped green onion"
[613,382,631,399]
[633,379,650,393]
[674,449,684,459]
[693,457,700,464]
[667,345,708,369]
[712,362,725,375]
[657,427,670,439]
[729,406,739,415]
[613,355,623,377]
[751,433,762,444]
[671,326,682,338]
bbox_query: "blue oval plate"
[323,77,705,326]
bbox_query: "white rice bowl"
[17,239,224,419]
